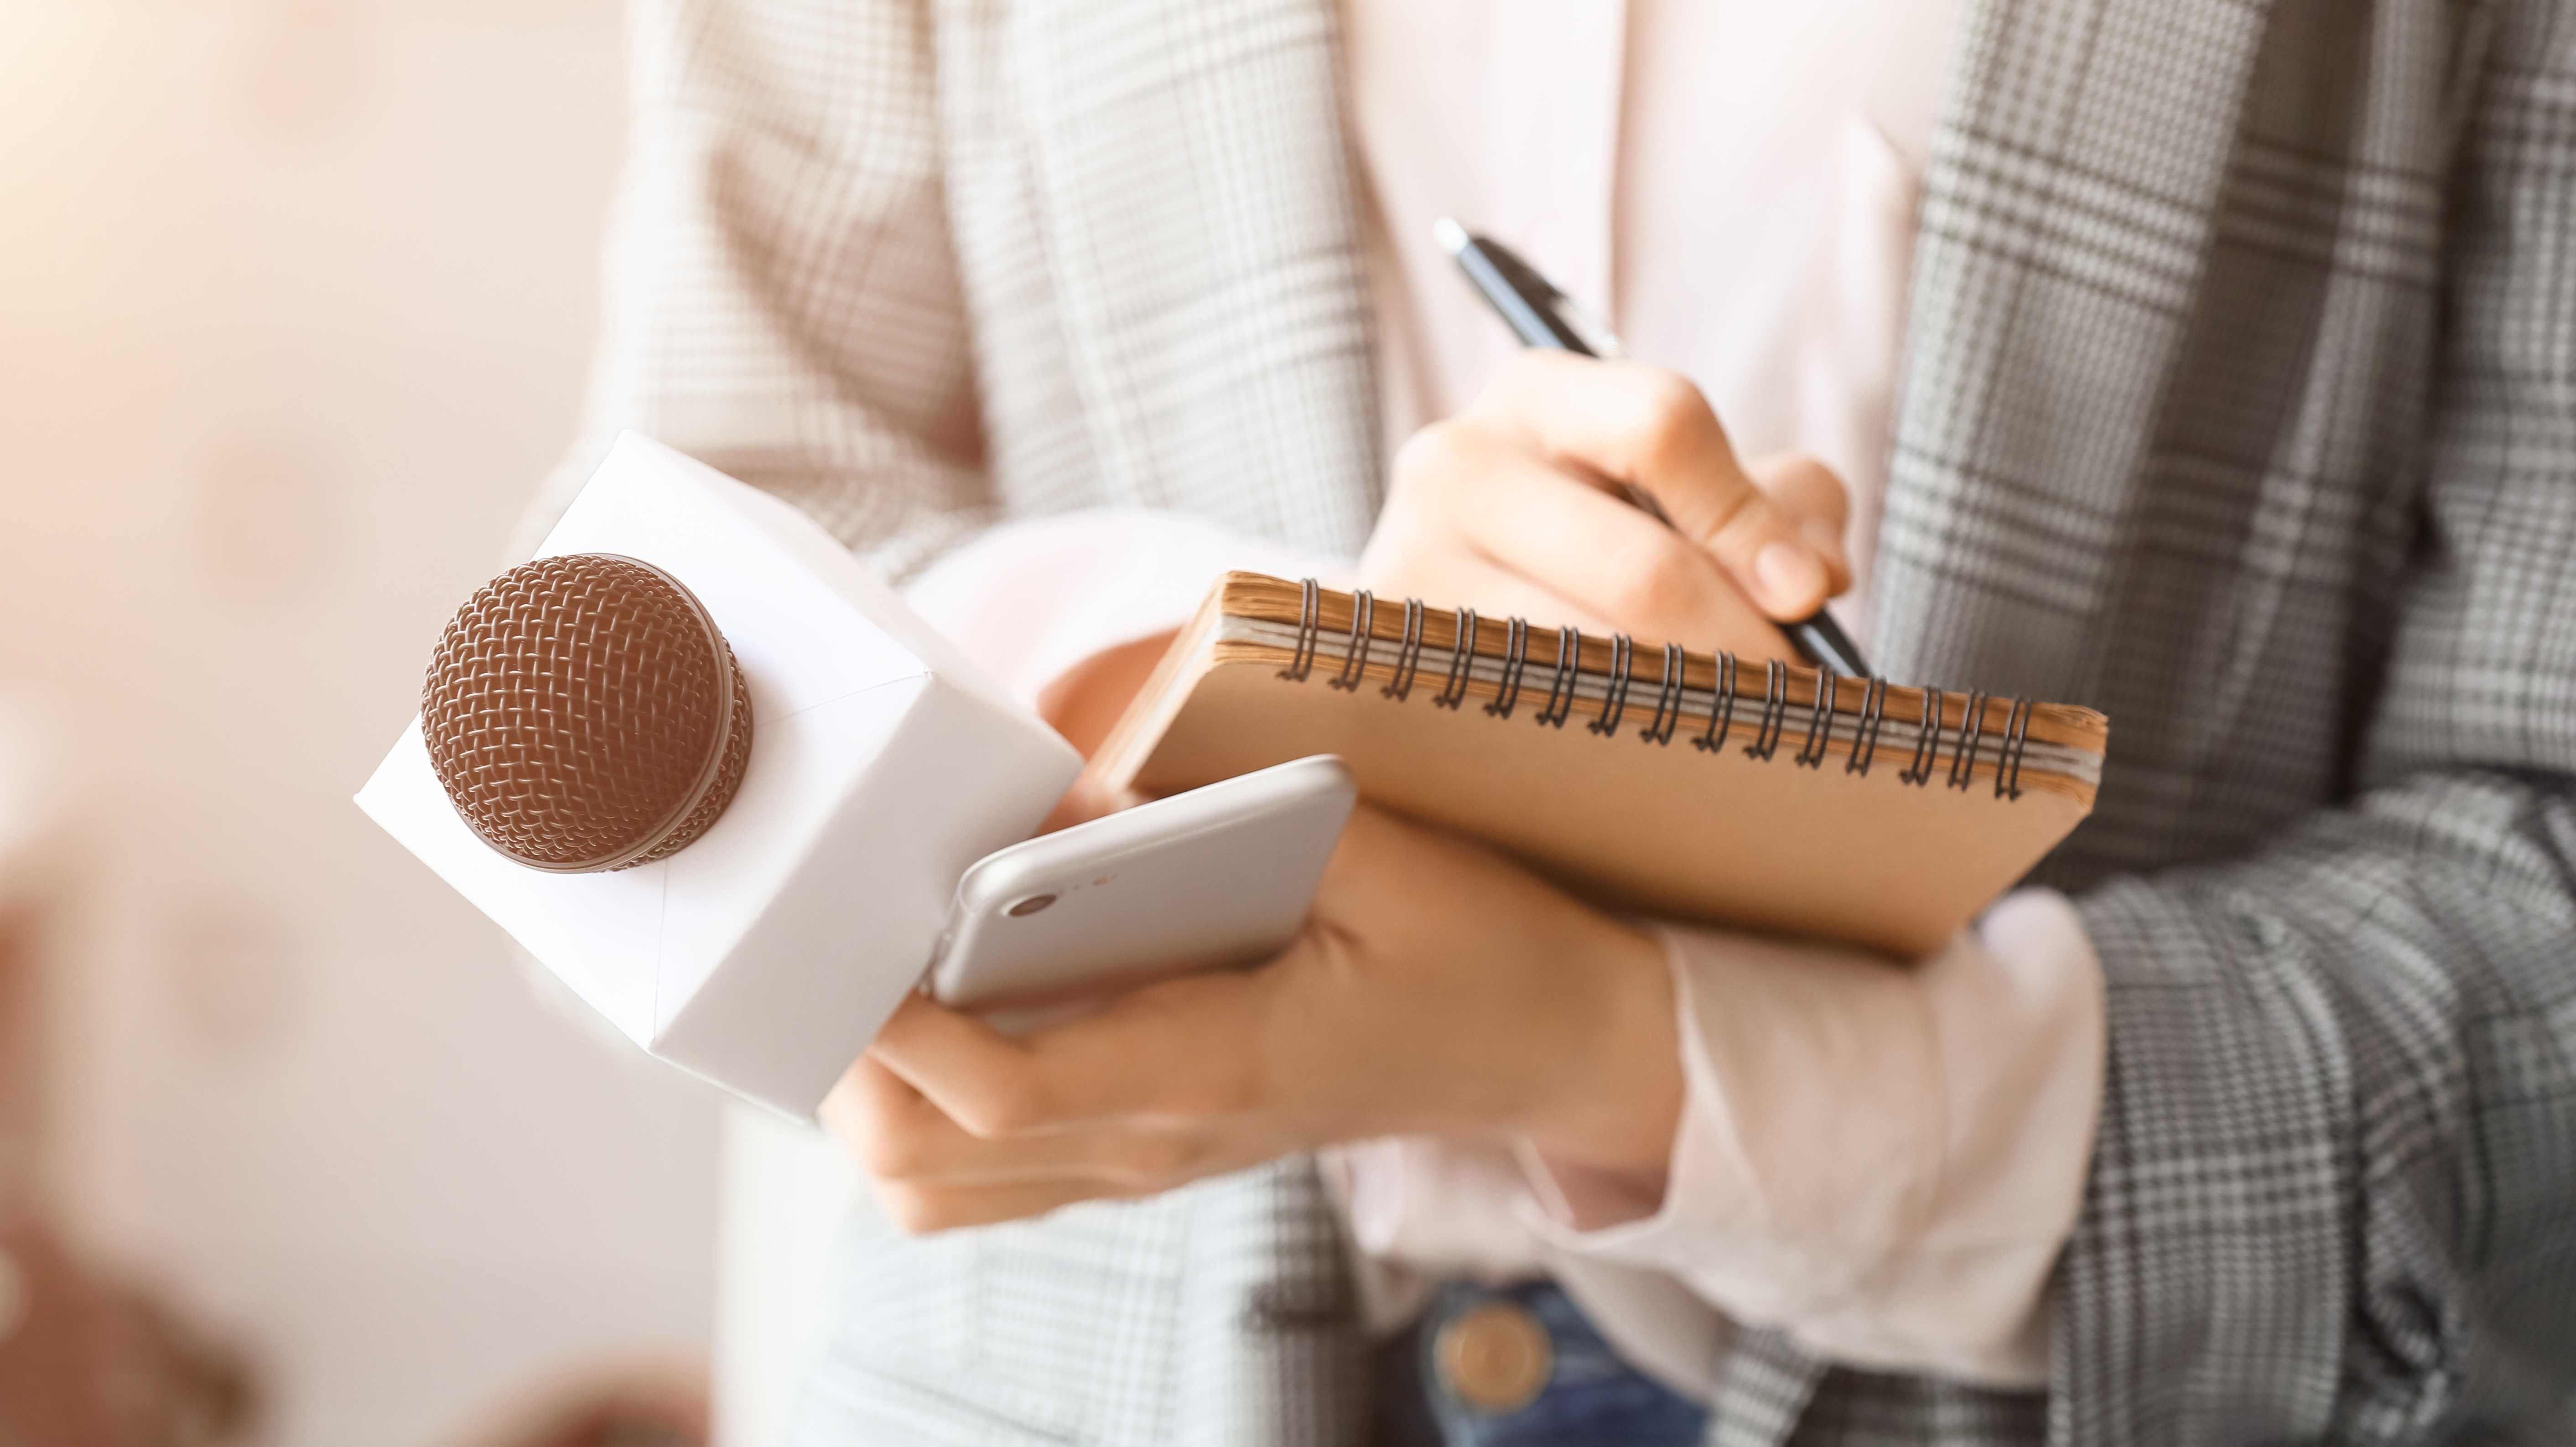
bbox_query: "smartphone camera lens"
[1005,893,1059,917]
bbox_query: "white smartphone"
[925,755,1356,1019]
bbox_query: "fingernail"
[1755,542,1826,611]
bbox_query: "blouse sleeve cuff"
[1511,889,2104,1388]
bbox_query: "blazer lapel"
[1727,5,2271,1434]
[1874,0,2275,705]
[1009,0,1384,556]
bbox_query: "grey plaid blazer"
[534,0,2576,1441]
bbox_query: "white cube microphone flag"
[357,434,1082,1115]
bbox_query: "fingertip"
[1753,541,1829,616]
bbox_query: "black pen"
[1434,218,1872,679]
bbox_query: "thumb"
[1468,352,1834,618]
[1745,451,1852,596]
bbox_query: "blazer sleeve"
[513,0,993,577]
[2053,34,2576,1442]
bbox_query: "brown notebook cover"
[1091,574,2108,956]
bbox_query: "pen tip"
[1432,217,1470,256]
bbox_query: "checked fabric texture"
[519,0,2576,1441]
[423,553,752,872]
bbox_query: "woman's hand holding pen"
[1358,349,1851,653]
[1034,353,1850,804]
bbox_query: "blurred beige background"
[0,1,726,1442]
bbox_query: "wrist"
[1520,919,1684,1178]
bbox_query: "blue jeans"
[1371,1281,1709,1447]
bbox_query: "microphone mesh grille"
[422,554,752,871]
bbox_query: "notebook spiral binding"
[1276,579,2040,800]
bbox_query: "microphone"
[422,553,753,873]
[358,434,1082,1115]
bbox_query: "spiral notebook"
[1089,573,2109,956]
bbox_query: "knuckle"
[1388,419,1481,498]
[965,1078,1054,1138]
[816,1097,864,1153]
[879,1186,947,1236]
[856,1123,925,1181]
[1616,369,1709,457]
[1773,451,1839,488]
[822,1094,912,1177]
[951,1090,1014,1139]
[1754,452,1849,518]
